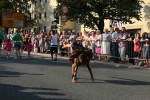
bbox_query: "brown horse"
[69,49,94,83]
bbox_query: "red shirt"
[26,43,33,52]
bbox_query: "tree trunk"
[97,19,104,33]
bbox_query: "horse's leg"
[72,63,78,78]
[72,58,78,83]
[86,62,94,82]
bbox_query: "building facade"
[27,0,56,33]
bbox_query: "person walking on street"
[12,30,22,59]
[50,30,59,61]
[0,31,4,56]
[5,39,12,59]
[25,40,33,59]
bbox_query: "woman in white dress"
[101,29,111,61]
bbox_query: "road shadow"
[143,3,150,31]
[75,78,105,83]
[0,65,44,77]
[0,83,73,100]
[105,76,150,85]
[74,76,150,85]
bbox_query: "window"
[39,13,41,19]
[34,14,36,20]
[34,1,37,6]
[39,0,42,5]
[45,0,47,3]
[44,26,46,32]
[44,12,47,18]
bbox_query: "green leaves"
[55,0,144,31]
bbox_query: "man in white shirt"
[50,30,59,61]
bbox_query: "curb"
[22,51,150,70]
[22,51,68,59]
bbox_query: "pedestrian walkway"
[22,51,150,70]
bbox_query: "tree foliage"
[0,0,35,27]
[55,0,144,32]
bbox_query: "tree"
[55,0,144,32]
[0,0,35,30]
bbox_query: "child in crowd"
[3,33,7,55]
[26,40,33,59]
[33,37,38,53]
[143,39,150,68]
[5,39,12,59]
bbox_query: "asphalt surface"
[0,50,150,100]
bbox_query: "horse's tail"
[78,53,89,65]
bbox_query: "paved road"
[0,50,150,100]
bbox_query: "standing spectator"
[101,29,111,61]
[59,31,67,56]
[78,32,84,40]
[0,31,4,56]
[140,32,150,59]
[5,39,12,59]
[25,32,29,44]
[7,32,13,41]
[39,31,44,53]
[50,30,59,61]
[126,33,134,65]
[44,36,49,53]
[68,32,75,44]
[3,32,7,55]
[134,33,141,65]
[90,31,96,59]
[109,27,114,61]
[31,32,37,50]
[111,28,120,63]
[121,27,128,38]
[33,37,38,53]
[143,39,150,68]
[84,33,91,49]
[67,32,75,55]
[95,30,102,61]
[20,32,26,52]
[118,31,126,64]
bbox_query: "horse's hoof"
[91,76,94,82]
[72,77,77,83]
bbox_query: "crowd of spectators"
[0,27,150,68]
